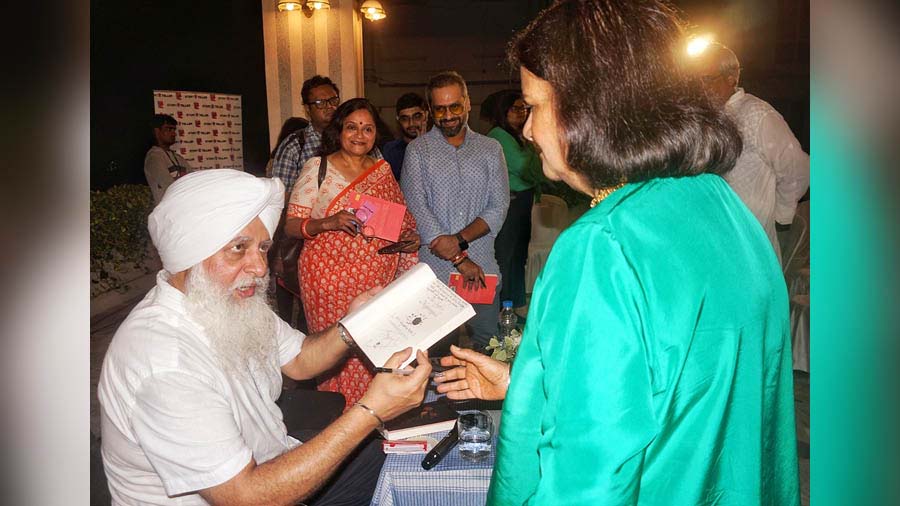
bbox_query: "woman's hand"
[317,210,360,236]
[433,345,510,401]
[399,230,421,253]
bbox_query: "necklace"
[590,182,625,208]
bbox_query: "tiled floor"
[90,292,812,504]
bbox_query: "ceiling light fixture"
[360,0,387,21]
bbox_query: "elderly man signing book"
[98,169,431,506]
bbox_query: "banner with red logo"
[153,90,244,171]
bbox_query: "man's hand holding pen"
[359,348,432,424]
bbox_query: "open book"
[340,263,475,368]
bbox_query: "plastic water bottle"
[499,300,518,340]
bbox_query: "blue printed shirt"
[400,125,509,286]
[272,124,323,196]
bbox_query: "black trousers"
[495,189,534,308]
[278,389,386,506]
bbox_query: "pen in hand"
[375,367,445,378]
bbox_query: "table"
[370,405,502,506]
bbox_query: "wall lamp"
[360,0,386,21]
[277,0,331,17]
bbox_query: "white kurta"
[98,271,305,505]
[724,88,810,263]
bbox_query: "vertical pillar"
[262,0,364,150]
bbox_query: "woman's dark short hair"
[508,0,741,188]
[321,98,392,156]
[490,90,526,147]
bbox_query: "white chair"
[525,194,569,293]
[783,200,810,277]
[784,200,810,372]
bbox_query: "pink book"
[348,191,406,242]
[448,273,498,305]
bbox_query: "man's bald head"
[694,43,741,108]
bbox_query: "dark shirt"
[382,139,408,182]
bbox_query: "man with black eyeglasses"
[401,71,510,353]
[382,92,429,181]
[272,75,341,197]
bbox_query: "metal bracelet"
[354,402,385,430]
[337,323,356,349]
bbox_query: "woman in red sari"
[285,98,420,408]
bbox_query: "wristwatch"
[455,233,469,251]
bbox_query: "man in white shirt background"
[694,43,810,263]
[144,114,195,205]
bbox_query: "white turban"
[148,169,285,274]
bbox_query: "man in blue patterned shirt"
[401,71,510,351]
[272,75,340,197]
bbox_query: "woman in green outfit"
[488,90,543,312]
[435,1,800,505]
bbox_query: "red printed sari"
[288,158,417,408]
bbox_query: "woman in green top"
[488,90,543,311]
[435,1,799,504]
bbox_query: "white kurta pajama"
[723,88,810,263]
[99,170,295,505]
[99,271,305,505]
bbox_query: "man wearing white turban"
[98,170,432,506]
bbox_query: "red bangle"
[451,250,469,266]
[301,218,315,240]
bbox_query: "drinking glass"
[457,411,493,462]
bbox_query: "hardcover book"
[341,263,475,368]
[348,191,406,242]
[379,400,458,441]
[448,273,499,305]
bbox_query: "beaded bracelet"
[300,218,315,240]
[354,402,385,430]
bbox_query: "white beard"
[183,265,277,374]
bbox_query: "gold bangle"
[354,402,385,430]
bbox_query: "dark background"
[91,0,270,189]
[90,0,809,190]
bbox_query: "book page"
[341,264,475,367]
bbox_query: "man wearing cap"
[98,170,431,506]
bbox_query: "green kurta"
[489,175,799,505]
[487,127,543,196]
